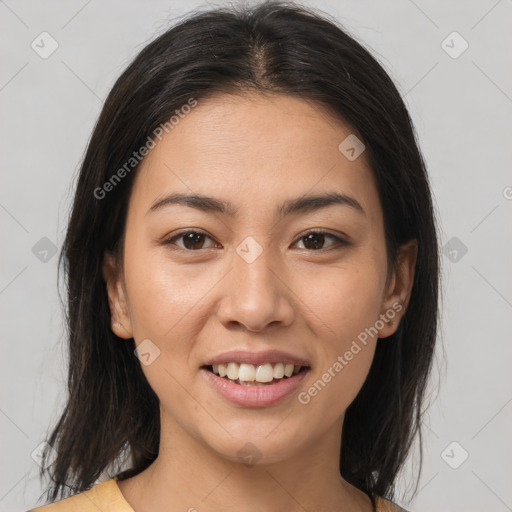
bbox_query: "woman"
[28,1,440,511]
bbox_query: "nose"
[215,244,295,332]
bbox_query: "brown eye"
[163,231,218,251]
[295,231,348,251]
[162,229,348,252]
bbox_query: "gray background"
[1,1,511,511]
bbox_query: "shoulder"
[26,477,133,512]
[373,493,411,512]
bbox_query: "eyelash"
[161,229,349,252]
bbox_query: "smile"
[200,364,310,407]
[205,362,308,385]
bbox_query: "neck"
[117,412,373,512]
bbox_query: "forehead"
[129,92,381,224]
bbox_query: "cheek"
[293,262,383,406]
[122,248,206,403]
[298,262,384,345]
[123,243,201,337]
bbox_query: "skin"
[103,92,417,512]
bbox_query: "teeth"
[255,363,274,382]
[273,363,285,379]
[239,363,256,382]
[208,362,305,383]
[226,362,239,380]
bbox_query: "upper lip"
[202,349,310,368]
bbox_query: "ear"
[377,239,418,339]
[102,252,134,339]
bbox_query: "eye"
[162,230,219,251]
[162,229,349,252]
[293,230,349,251]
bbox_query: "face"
[103,92,417,466]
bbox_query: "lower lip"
[200,367,310,407]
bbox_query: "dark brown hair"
[38,0,441,506]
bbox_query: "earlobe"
[102,252,134,339]
[377,239,418,339]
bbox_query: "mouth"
[201,362,311,386]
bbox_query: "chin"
[203,428,305,467]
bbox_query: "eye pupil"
[303,233,325,250]
[183,232,205,250]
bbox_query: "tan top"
[27,477,410,512]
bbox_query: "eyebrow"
[147,192,366,218]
